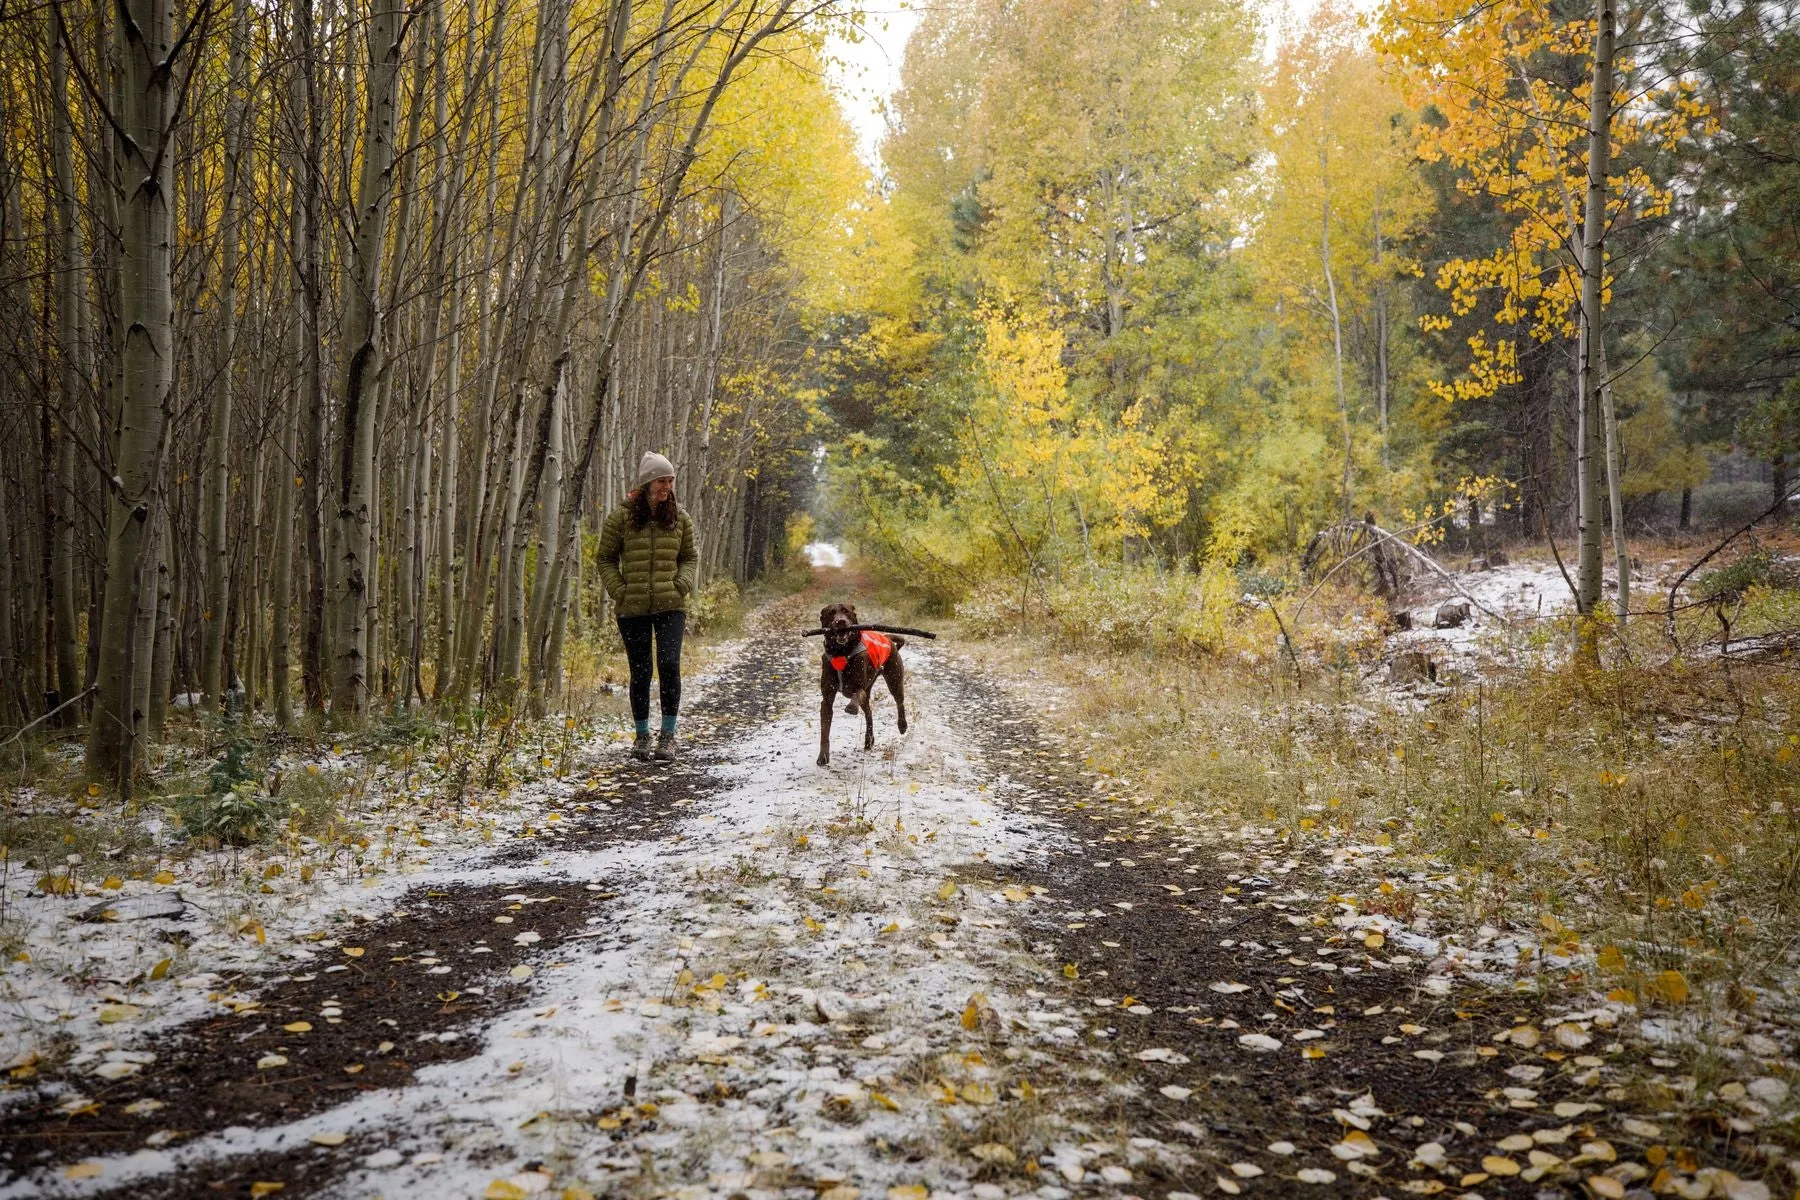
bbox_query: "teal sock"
[660,713,677,736]
[634,719,649,737]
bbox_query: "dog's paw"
[843,701,859,716]
[898,718,908,734]
[816,753,831,767]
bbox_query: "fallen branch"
[0,686,96,750]
[1665,484,1800,649]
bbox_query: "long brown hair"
[628,484,679,530]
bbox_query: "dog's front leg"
[861,688,876,750]
[818,687,835,767]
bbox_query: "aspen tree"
[86,0,191,784]
[329,0,407,718]
[202,0,250,708]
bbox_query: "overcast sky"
[824,0,1369,172]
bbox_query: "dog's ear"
[820,604,835,626]
[847,604,859,624]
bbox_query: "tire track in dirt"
[0,624,802,1198]
[932,660,1761,1198]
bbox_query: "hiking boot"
[653,731,678,761]
[631,732,653,760]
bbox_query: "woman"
[596,452,699,760]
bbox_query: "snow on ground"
[805,543,847,569]
[1387,559,1573,674]
[7,641,1149,1200]
[0,722,635,1088]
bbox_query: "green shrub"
[173,782,282,846]
[691,577,744,635]
[1695,546,1795,603]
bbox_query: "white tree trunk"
[87,0,181,785]
[329,0,406,717]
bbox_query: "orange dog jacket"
[830,631,893,673]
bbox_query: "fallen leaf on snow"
[283,1021,312,1033]
[969,1144,1016,1166]
[1210,981,1250,994]
[1229,1162,1264,1178]
[309,1133,347,1147]
[1296,1168,1337,1184]
[1159,1085,1193,1100]
[1238,1033,1282,1052]
[257,1054,289,1070]
[65,1162,103,1180]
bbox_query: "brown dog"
[817,602,908,766]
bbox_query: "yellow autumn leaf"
[284,1021,313,1033]
[343,947,365,958]
[1063,963,1078,979]
[153,870,176,885]
[250,1184,285,1199]
[65,1161,104,1180]
[937,880,956,901]
[870,1090,900,1111]
[484,1183,530,1200]
[1596,945,1626,972]
[1650,969,1690,1004]
[960,1081,999,1105]
[149,957,172,981]
[887,1186,928,1200]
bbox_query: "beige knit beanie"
[635,451,676,489]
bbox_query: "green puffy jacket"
[596,502,698,617]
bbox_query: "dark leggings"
[616,610,686,722]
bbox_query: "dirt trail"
[1,571,1776,1199]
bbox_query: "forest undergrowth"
[0,568,797,957]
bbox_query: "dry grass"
[942,565,1800,1024]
